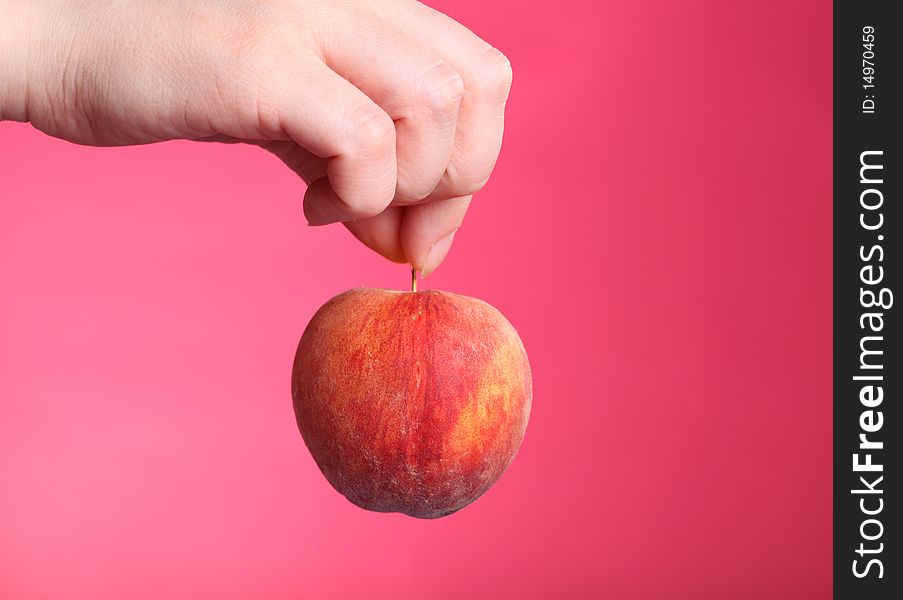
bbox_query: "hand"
[0,0,512,276]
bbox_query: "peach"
[291,287,532,519]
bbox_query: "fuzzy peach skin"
[291,288,531,519]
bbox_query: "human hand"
[0,0,512,275]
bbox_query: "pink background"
[1,1,831,598]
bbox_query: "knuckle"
[348,191,392,219]
[479,46,513,102]
[458,176,490,196]
[467,174,492,195]
[351,108,396,157]
[394,174,433,204]
[419,62,465,116]
[447,157,494,196]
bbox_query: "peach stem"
[411,267,418,292]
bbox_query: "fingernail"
[304,206,340,227]
[303,178,346,226]
[304,210,334,226]
[421,229,457,278]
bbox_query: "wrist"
[1,1,43,122]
